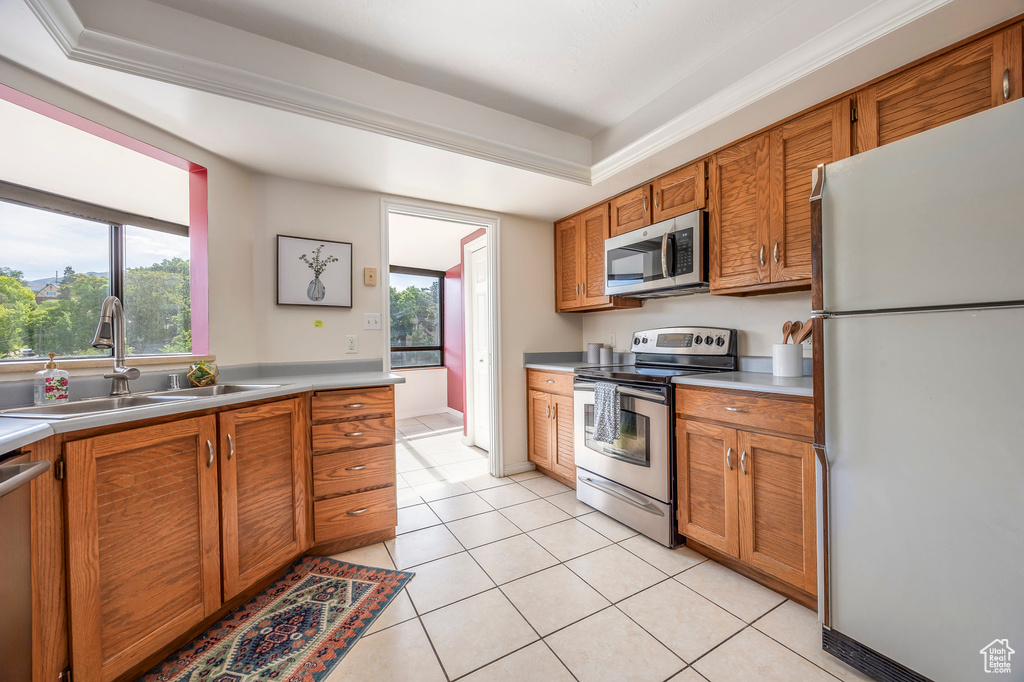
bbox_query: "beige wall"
[580,291,813,360]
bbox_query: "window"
[390,266,444,368]
[0,182,191,361]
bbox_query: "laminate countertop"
[0,369,404,456]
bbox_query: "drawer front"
[527,369,574,397]
[312,386,394,423]
[676,387,812,440]
[312,416,395,454]
[314,487,397,543]
[313,445,395,499]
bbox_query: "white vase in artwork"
[307,276,326,301]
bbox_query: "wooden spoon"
[782,321,793,344]
[792,320,813,345]
[788,320,803,344]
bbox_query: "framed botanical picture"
[276,235,353,307]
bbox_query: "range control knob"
[642,337,649,344]
[633,337,640,346]
[715,337,725,347]
[704,335,714,346]
[694,336,703,345]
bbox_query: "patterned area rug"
[141,556,414,682]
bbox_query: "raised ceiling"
[2,0,1023,220]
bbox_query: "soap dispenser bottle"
[34,352,70,405]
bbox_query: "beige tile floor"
[325,413,872,682]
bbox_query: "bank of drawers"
[310,386,397,544]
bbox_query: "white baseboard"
[502,461,537,476]
[445,407,463,419]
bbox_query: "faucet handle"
[104,367,141,381]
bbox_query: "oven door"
[573,381,670,502]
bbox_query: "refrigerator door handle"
[814,444,831,627]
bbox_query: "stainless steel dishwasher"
[0,451,51,681]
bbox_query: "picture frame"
[276,234,353,308]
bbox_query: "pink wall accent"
[0,83,210,355]
[445,228,487,433]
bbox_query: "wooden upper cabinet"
[676,420,739,558]
[856,25,1023,152]
[65,417,221,682]
[554,215,581,311]
[709,133,771,291]
[737,431,817,594]
[579,203,610,305]
[610,185,652,237]
[219,399,308,601]
[769,100,852,283]
[653,160,706,222]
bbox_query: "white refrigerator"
[813,98,1024,682]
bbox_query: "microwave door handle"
[661,233,669,278]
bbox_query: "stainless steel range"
[574,326,738,547]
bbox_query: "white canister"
[599,347,614,364]
[772,344,804,377]
[587,343,603,364]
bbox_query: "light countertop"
[671,371,812,397]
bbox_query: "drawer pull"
[344,403,366,408]
[345,432,366,437]
[345,465,367,471]
[724,407,748,413]
[347,508,369,516]
[546,379,555,384]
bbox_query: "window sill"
[0,354,216,375]
[392,366,447,372]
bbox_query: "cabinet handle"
[227,433,235,460]
[582,282,586,297]
[345,431,366,437]
[759,245,766,267]
[726,447,733,471]
[740,451,748,475]
[345,464,367,471]
[344,403,366,408]
[773,242,780,263]
[654,190,660,210]
[552,404,557,419]
[1004,68,1011,100]
[347,508,369,516]
[206,440,214,468]
[724,406,748,413]
[642,192,648,213]
[546,405,550,418]
[546,379,555,384]
[576,283,580,296]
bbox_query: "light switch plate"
[364,313,382,330]
[346,335,358,353]
[363,267,378,286]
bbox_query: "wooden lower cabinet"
[676,386,816,600]
[65,417,222,682]
[526,370,575,487]
[219,398,308,601]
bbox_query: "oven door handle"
[578,475,666,517]
[574,382,667,404]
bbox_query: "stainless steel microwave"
[604,210,708,298]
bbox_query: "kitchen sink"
[0,384,281,419]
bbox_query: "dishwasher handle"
[0,460,51,499]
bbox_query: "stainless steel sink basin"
[0,384,280,419]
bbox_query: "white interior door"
[469,243,490,450]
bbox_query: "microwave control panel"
[631,327,735,355]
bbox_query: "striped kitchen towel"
[593,382,620,444]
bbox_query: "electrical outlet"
[313,320,324,328]
[345,335,358,353]
[364,313,382,330]
[608,333,616,349]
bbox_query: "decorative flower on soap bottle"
[299,244,339,302]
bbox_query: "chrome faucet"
[91,295,140,396]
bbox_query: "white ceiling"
[3,0,1024,220]
[388,213,482,272]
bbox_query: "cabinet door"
[769,101,851,283]
[856,26,1022,152]
[65,417,221,682]
[676,420,739,558]
[736,431,816,594]
[579,203,611,306]
[653,161,705,222]
[550,394,575,481]
[220,399,307,601]
[609,185,652,236]
[554,215,581,311]
[527,390,552,469]
[709,133,771,291]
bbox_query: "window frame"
[389,265,445,369]
[0,180,191,361]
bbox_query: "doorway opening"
[382,202,501,484]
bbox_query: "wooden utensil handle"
[792,321,813,345]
